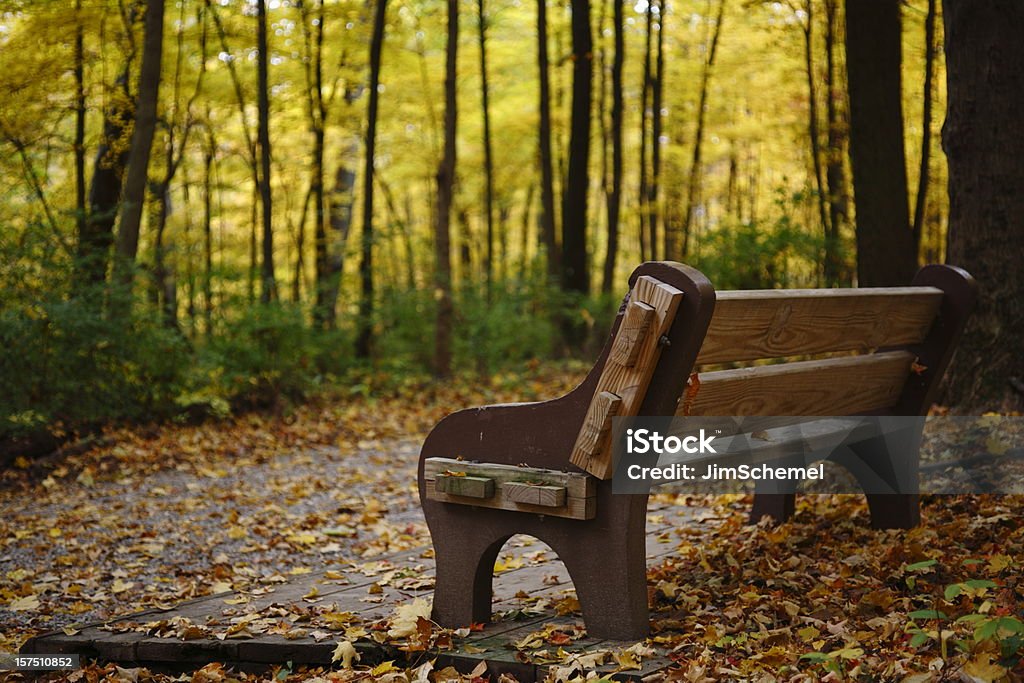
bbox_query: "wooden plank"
[424,457,595,499]
[680,351,915,416]
[698,287,942,364]
[425,481,595,520]
[610,301,655,366]
[502,482,567,507]
[436,473,495,499]
[573,391,621,460]
[571,276,685,479]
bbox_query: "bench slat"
[680,351,916,416]
[698,287,942,364]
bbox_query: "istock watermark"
[610,415,1024,495]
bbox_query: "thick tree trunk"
[844,0,915,286]
[560,0,592,296]
[77,79,133,295]
[114,0,165,300]
[941,0,1024,412]
[478,0,496,300]
[256,0,277,303]
[537,0,560,281]
[356,0,387,358]
[434,0,458,378]
[601,0,624,294]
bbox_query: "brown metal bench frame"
[417,261,975,640]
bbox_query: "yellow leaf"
[613,649,641,671]
[331,640,359,669]
[9,595,40,611]
[111,580,134,594]
[386,598,432,639]
[963,653,1007,682]
[370,660,397,676]
[987,554,1012,573]
[493,556,524,574]
[985,436,1009,456]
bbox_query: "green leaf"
[944,583,963,601]
[962,558,985,565]
[964,579,998,590]
[910,631,931,647]
[975,618,1000,642]
[800,652,829,662]
[906,559,938,571]
[996,617,1024,634]
[908,609,947,620]
[956,613,988,624]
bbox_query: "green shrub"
[0,299,189,438]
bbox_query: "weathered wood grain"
[435,473,495,499]
[610,301,655,366]
[573,391,621,459]
[681,351,916,416]
[425,481,596,519]
[571,276,684,479]
[424,457,595,498]
[502,481,567,507]
[699,287,942,364]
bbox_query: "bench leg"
[556,522,650,640]
[864,493,920,529]
[750,493,796,524]
[430,525,509,629]
[837,424,923,529]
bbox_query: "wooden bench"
[417,261,975,640]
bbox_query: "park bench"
[417,261,975,640]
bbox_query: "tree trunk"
[537,0,560,281]
[356,0,387,358]
[941,0,1024,412]
[304,0,335,328]
[77,2,144,297]
[679,0,725,260]
[114,0,165,301]
[73,0,87,283]
[638,2,652,261]
[650,0,665,260]
[823,0,848,286]
[202,141,214,336]
[560,0,592,296]
[256,0,277,303]
[911,0,937,250]
[321,155,357,329]
[601,0,624,293]
[434,0,458,378]
[844,0,915,286]
[478,0,496,301]
[801,0,831,271]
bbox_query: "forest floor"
[2,365,1024,682]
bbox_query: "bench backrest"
[571,263,976,479]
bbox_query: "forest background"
[1,0,1021,461]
